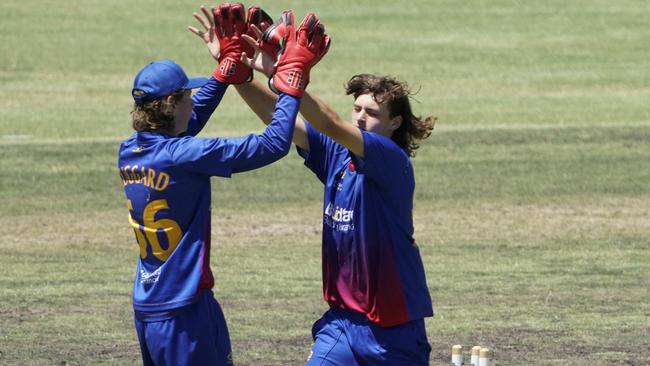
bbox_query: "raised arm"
[239,14,365,157]
[237,54,361,155]
[171,93,299,176]
[186,3,273,136]
[189,5,311,148]
[182,6,231,136]
[300,91,364,157]
[235,80,309,150]
[238,11,337,153]
[184,78,228,137]
[224,93,299,173]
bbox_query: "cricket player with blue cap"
[118,4,330,365]
[131,60,209,104]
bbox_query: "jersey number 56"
[127,199,182,261]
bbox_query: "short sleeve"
[357,131,412,190]
[296,120,348,184]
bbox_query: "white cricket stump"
[451,344,492,365]
[479,347,491,366]
[470,345,481,365]
[451,344,463,366]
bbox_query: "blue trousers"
[306,308,431,366]
[134,290,232,366]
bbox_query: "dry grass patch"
[213,205,322,245]
[0,210,132,252]
[416,196,650,243]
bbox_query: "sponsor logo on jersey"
[324,202,355,232]
[140,267,161,284]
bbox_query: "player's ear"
[389,115,402,131]
[164,94,176,105]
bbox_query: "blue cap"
[132,60,208,105]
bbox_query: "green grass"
[1,0,649,365]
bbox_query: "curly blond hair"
[130,90,186,132]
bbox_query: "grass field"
[1,0,649,365]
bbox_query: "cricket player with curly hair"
[119,4,330,365]
[231,11,436,365]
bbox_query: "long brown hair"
[130,90,186,132]
[345,74,436,157]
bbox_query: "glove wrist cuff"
[213,56,253,84]
[270,67,308,97]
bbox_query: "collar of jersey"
[136,131,175,142]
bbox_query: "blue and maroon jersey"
[297,121,433,327]
[118,78,299,313]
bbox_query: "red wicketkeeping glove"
[212,3,272,84]
[246,6,273,37]
[268,11,331,98]
[259,10,292,60]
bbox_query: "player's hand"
[240,10,290,78]
[188,5,221,62]
[240,25,276,77]
[208,3,252,84]
[268,11,331,98]
[260,10,292,59]
[203,3,273,84]
[246,6,273,39]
